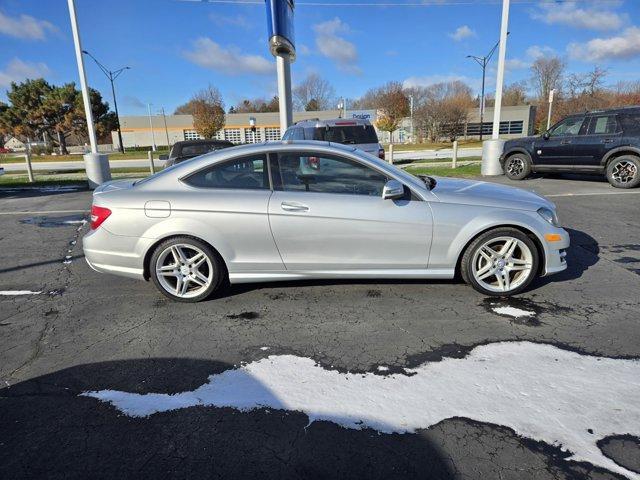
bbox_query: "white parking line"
[0,290,42,295]
[0,209,88,215]
[547,191,640,197]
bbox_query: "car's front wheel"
[461,228,539,296]
[150,237,225,302]
[504,154,531,181]
[606,155,640,189]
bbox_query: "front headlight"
[537,207,560,227]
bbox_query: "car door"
[572,115,623,167]
[178,153,285,272]
[267,150,432,271]
[535,115,587,167]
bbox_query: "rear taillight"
[90,205,111,230]
[378,148,385,160]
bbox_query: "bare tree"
[530,56,565,101]
[293,73,336,111]
[231,97,279,113]
[485,81,528,107]
[354,82,409,139]
[413,81,474,142]
[191,85,225,139]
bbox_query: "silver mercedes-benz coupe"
[83,141,569,302]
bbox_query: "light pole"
[409,95,414,144]
[546,89,555,130]
[467,32,508,141]
[249,117,256,143]
[67,0,110,188]
[147,103,157,152]
[82,50,130,153]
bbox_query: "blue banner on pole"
[265,0,295,58]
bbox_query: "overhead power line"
[177,0,622,6]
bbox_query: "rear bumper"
[83,227,152,280]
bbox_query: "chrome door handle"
[560,140,572,145]
[602,139,615,144]
[281,202,309,212]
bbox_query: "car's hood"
[430,177,554,211]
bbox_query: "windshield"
[308,125,379,144]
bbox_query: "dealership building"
[112,105,535,149]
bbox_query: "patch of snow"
[492,306,535,318]
[260,347,270,351]
[0,290,42,295]
[376,366,389,372]
[81,342,640,479]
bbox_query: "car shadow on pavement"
[0,358,455,480]
[533,227,599,289]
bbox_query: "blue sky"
[1,0,639,115]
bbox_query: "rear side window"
[620,114,640,135]
[181,143,229,156]
[184,154,268,190]
[587,116,619,135]
[306,125,379,144]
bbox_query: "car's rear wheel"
[461,228,539,296]
[150,237,225,302]
[504,154,531,181]
[606,155,640,189]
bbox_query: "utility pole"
[161,107,170,149]
[67,0,111,188]
[467,33,508,141]
[409,95,414,144]
[147,103,157,152]
[82,50,130,153]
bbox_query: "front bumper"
[541,229,570,276]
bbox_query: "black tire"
[606,155,640,189]
[461,227,540,297]
[503,153,532,181]
[149,236,226,302]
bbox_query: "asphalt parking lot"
[1,174,639,480]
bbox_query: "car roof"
[291,118,373,128]
[584,106,640,116]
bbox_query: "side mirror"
[382,179,404,200]
[158,154,169,160]
[542,132,550,140]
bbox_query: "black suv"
[159,139,234,167]
[501,106,640,188]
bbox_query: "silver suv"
[282,118,385,160]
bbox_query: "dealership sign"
[265,0,295,59]
[346,110,376,122]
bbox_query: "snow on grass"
[0,290,42,295]
[81,341,640,479]
[492,306,535,318]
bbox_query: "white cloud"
[209,13,251,29]
[403,74,480,90]
[505,45,556,71]
[568,27,640,62]
[184,37,273,76]
[449,25,476,42]
[0,58,50,88]
[0,10,57,40]
[532,1,626,31]
[313,18,361,74]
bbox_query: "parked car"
[282,118,385,160]
[501,106,640,188]
[159,139,234,166]
[0,147,11,154]
[84,141,568,302]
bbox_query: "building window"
[465,120,524,136]
[244,128,263,143]
[264,127,281,141]
[508,121,523,134]
[224,128,242,143]
[183,129,203,141]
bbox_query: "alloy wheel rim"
[612,160,637,184]
[155,244,213,298]
[507,157,525,176]
[472,236,533,293]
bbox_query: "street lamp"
[82,50,130,153]
[467,32,509,141]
